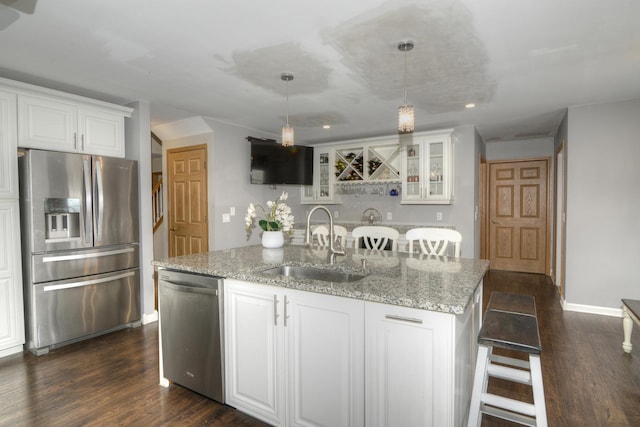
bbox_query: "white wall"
[124,100,155,321]
[155,117,308,254]
[485,137,554,161]
[564,98,640,309]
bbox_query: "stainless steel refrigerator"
[19,149,141,355]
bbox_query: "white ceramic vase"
[261,230,284,248]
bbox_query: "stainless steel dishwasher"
[158,268,224,402]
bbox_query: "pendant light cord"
[403,48,408,105]
[286,79,290,127]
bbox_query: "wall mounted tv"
[250,139,313,185]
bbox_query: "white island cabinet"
[365,286,480,427]
[224,278,365,427]
[154,246,489,426]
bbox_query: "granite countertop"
[153,245,490,315]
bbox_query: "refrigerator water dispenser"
[44,198,80,241]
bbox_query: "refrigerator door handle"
[43,271,135,292]
[42,247,135,263]
[83,157,92,244]
[95,158,104,242]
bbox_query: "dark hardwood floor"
[0,270,639,426]
[481,270,640,427]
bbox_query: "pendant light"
[281,72,294,147]
[398,40,415,134]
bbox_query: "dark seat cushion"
[488,291,537,316]
[479,309,542,354]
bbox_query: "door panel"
[489,159,548,273]
[167,145,208,257]
[21,150,92,252]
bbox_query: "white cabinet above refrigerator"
[17,94,131,157]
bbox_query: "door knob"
[170,227,176,231]
[490,220,498,224]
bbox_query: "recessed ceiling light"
[323,124,331,129]
[465,103,476,109]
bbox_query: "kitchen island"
[154,245,489,427]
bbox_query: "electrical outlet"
[230,207,236,216]
[436,212,443,221]
[334,210,339,219]
[222,213,231,223]
[386,212,393,220]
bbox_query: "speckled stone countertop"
[153,245,490,315]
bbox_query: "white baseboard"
[0,344,23,359]
[142,310,158,324]
[561,300,622,317]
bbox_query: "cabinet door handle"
[284,295,290,327]
[274,295,280,326]
[385,314,423,324]
[74,132,78,150]
[81,134,85,151]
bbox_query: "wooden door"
[167,145,208,257]
[488,159,549,274]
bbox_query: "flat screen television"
[250,140,313,185]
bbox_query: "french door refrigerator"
[19,149,140,355]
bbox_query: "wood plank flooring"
[480,270,640,427]
[0,270,638,426]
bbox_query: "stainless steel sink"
[261,265,367,283]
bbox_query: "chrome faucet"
[305,206,345,260]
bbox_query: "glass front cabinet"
[302,148,339,204]
[401,130,454,204]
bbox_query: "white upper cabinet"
[78,106,126,157]
[0,90,18,199]
[333,141,401,184]
[401,129,454,204]
[301,147,340,204]
[17,94,130,157]
[0,91,24,358]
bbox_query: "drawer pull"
[385,314,423,324]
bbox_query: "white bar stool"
[467,299,547,427]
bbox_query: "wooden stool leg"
[623,305,634,353]
[467,345,490,427]
[529,354,547,427]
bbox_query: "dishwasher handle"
[159,279,219,296]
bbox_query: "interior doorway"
[487,158,550,274]
[166,144,209,257]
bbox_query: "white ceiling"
[1,0,639,144]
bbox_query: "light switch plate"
[386,212,393,220]
[436,212,443,221]
[222,213,231,223]
[230,207,236,216]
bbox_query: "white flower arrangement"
[245,191,295,234]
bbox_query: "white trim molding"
[561,299,622,317]
[142,310,159,325]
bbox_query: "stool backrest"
[311,224,347,248]
[405,227,462,257]
[352,226,399,251]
